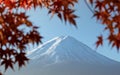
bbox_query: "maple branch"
[84,0,94,14]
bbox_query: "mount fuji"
[6,36,120,75]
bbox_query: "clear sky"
[27,0,120,62]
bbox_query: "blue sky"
[27,0,120,62]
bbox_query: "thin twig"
[84,0,94,14]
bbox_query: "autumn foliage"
[88,0,120,50]
[0,0,120,74]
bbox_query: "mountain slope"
[5,36,120,75]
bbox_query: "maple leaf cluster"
[0,0,43,74]
[88,0,120,50]
[0,0,78,25]
[47,0,78,25]
[0,0,78,74]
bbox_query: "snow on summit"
[6,36,120,75]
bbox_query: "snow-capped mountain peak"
[28,36,118,65]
